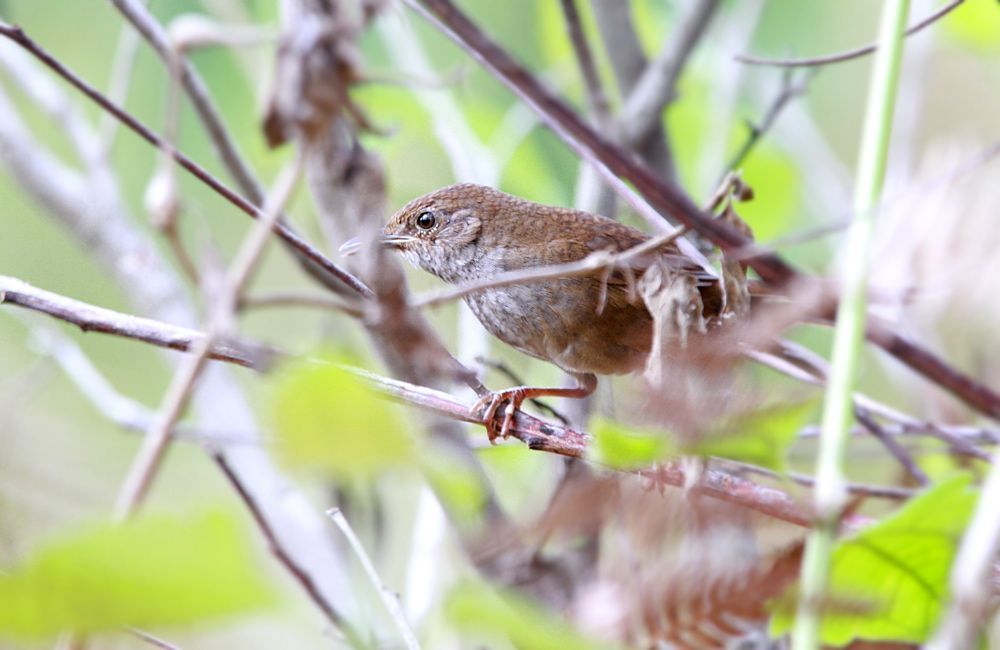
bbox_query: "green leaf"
[770,475,979,645]
[685,400,817,472]
[0,511,273,640]
[590,417,670,469]
[943,0,1000,51]
[446,581,622,650]
[272,358,414,480]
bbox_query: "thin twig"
[127,628,181,650]
[112,152,306,521]
[239,291,364,318]
[558,0,611,128]
[0,276,273,370]
[736,0,964,68]
[0,21,373,301]
[854,407,929,486]
[213,455,362,644]
[412,227,688,309]
[474,357,570,425]
[326,509,421,650]
[723,68,817,176]
[725,461,916,501]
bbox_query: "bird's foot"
[473,388,529,444]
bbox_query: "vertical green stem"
[792,1,912,648]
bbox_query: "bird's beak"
[338,234,414,257]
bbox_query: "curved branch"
[735,0,964,68]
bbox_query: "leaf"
[272,358,414,480]
[445,581,622,650]
[685,400,817,472]
[770,475,980,645]
[0,511,274,640]
[590,417,670,470]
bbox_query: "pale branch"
[0,276,273,370]
[112,152,305,521]
[0,21,373,301]
[735,0,965,68]
[412,227,687,309]
[619,0,721,148]
[2,274,820,527]
[404,0,1000,427]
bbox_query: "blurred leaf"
[422,455,488,522]
[446,581,622,650]
[590,417,670,469]
[685,400,817,472]
[943,0,1000,50]
[272,358,414,479]
[0,511,273,640]
[770,475,979,645]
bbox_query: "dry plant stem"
[215,455,361,643]
[240,292,364,318]
[0,21,372,301]
[127,627,181,650]
[736,0,964,68]
[413,227,688,309]
[0,276,273,370]
[795,0,911,646]
[112,153,305,521]
[326,509,421,650]
[405,0,1000,431]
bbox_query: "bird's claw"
[473,388,526,444]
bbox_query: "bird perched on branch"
[345,183,727,442]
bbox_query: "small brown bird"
[358,183,722,441]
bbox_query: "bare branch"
[112,152,305,521]
[0,276,273,369]
[0,20,373,301]
[736,0,965,68]
[620,0,721,148]
[2,274,817,527]
[559,0,611,128]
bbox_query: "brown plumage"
[379,183,721,440]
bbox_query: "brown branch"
[213,453,364,645]
[404,0,1000,427]
[0,21,373,302]
[559,0,611,129]
[735,0,965,68]
[0,276,274,370]
[855,407,930,486]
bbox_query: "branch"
[112,152,305,520]
[0,276,273,369]
[404,0,1000,429]
[0,21,373,301]
[619,0,721,148]
[2,274,819,527]
[735,0,964,68]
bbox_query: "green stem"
[791,1,912,648]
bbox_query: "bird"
[350,183,723,442]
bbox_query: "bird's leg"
[474,373,597,444]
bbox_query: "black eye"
[415,211,436,230]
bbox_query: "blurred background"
[1,0,999,648]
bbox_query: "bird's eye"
[415,211,436,230]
